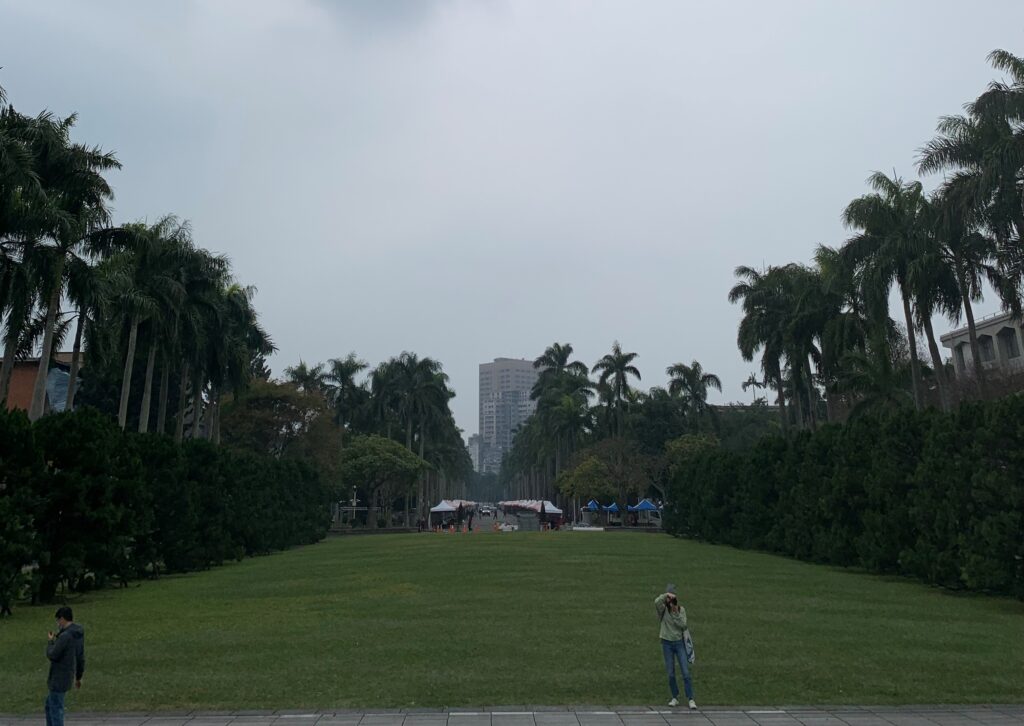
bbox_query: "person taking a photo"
[654,584,696,709]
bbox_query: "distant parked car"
[480,506,493,516]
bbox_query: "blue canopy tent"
[627,499,659,512]
[601,502,621,527]
[586,499,600,511]
[626,498,662,527]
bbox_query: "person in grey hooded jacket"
[45,606,85,726]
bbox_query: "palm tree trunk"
[957,266,986,393]
[117,316,140,430]
[174,365,188,444]
[29,269,64,421]
[772,356,789,434]
[792,377,806,430]
[805,355,817,431]
[418,429,426,518]
[921,314,951,410]
[190,374,203,439]
[64,311,85,411]
[368,490,378,529]
[210,388,221,445]
[899,289,924,410]
[0,332,19,407]
[156,361,170,434]
[138,339,157,433]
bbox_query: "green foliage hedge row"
[0,407,331,612]
[664,397,1024,597]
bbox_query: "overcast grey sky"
[3,0,1023,436]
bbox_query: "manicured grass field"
[1,532,1022,713]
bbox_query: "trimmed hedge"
[0,407,332,612]
[664,397,1024,597]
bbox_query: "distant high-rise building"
[478,358,540,473]
[466,434,481,473]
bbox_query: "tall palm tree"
[0,240,45,406]
[532,342,589,399]
[25,112,120,421]
[918,49,1024,314]
[666,360,722,423]
[284,360,328,397]
[99,217,191,430]
[741,373,765,404]
[204,282,275,444]
[592,341,640,437]
[325,352,368,451]
[730,265,790,432]
[169,247,229,442]
[842,171,929,410]
[61,252,101,411]
[923,179,1001,391]
[369,358,403,439]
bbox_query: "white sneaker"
[668,698,679,707]
[688,699,698,710]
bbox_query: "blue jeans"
[44,690,65,726]
[661,638,694,700]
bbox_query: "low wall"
[328,527,420,536]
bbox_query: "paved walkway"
[1,706,1021,726]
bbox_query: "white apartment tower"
[478,358,540,473]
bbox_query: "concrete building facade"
[466,434,481,473]
[940,311,1024,378]
[478,358,540,473]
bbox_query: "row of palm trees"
[284,352,473,520]
[731,48,1024,426]
[0,85,273,440]
[500,341,721,503]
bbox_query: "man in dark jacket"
[45,606,85,726]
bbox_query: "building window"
[997,327,1021,359]
[979,336,995,363]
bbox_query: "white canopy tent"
[428,500,457,530]
[499,499,564,515]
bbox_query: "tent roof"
[499,499,563,515]
[586,499,600,511]
[628,499,659,512]
[540,500,562,514]
[603,502,620,512]
[430,501,456,512]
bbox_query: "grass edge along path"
[0,533,1021,713]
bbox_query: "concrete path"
[1,706,1021,726]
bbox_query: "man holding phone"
[654,584,696,709]
[45,606,85,726]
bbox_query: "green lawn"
[1,532,1022,712]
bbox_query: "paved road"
[1,706,1021,726]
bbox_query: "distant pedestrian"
[654,584,695,709]
[45,606,85,726]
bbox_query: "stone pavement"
[1,706,1022,726]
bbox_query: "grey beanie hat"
[666,583,677,594]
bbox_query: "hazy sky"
[3,1,1022,436]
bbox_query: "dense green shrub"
[0,409,43,614]
[664,397,1024,598]
[0,407,333,612]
